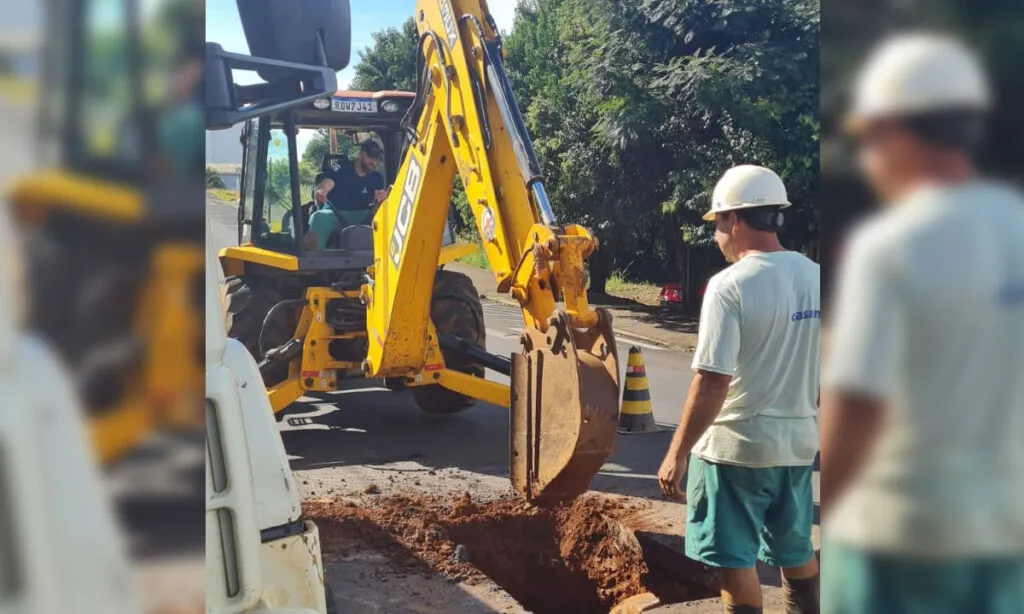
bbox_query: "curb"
[479,292,675,350]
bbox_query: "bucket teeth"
[510,309,620,505]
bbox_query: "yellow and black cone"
[618,346,659,434]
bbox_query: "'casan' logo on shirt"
[389,156,422,268]
[791,310,821,322]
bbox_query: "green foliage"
[207,188,239,203]
[506,0,819,289]
[206,166,226,189]
[353,0,819,290]
[351,18,420,91]
[822,1,1024,182]
[302,130,333,172]
[301,129,360,174]
[450,177,478,242]
[264,158,294,219]
[457,246,491,269]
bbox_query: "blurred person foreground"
[820,31,1024,614]
[2,0,205,612]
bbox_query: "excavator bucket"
[510,308,620,505]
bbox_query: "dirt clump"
[306,492,713,614]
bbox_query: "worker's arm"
[658,371,731,499]
[659,276,739,499]
[820,221,901,519]
[313,178,335,204]
[819,390,884,515]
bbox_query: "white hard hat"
[703,165,790,222]
[846,33,990,133]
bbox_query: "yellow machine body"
[220,0,622,504]
[8,172,204,464]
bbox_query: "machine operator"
[303,139,389,250]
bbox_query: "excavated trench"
[307,493,720,613]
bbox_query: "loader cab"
[233,90,456,272]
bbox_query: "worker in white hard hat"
[658,164,821,614]
[821,32,1024,614]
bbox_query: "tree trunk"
[589,251,610,296]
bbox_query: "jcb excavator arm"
[363,0,620,504]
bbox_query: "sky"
[0,1,40,39]
[206,0,520,88]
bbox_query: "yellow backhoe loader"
[4,0,205,465]
[217,0,622,505]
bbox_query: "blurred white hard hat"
[846,33,990,133]
[704,165,791,221]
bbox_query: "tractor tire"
[223,275,296,386]
[412,271,486,415]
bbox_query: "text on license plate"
[332,98,377,113]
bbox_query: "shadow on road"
[587,293,701,337]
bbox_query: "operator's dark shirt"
[324,159,386,211]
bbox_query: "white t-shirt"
[823,180,1024,558]
[691,250,821,468]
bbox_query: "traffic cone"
[618,346,659,434]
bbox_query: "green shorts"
[822,542,1024,614]
[308,208,370,249]
[685,454,815,569]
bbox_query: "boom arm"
[363,0,620,504]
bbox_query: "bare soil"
[306,492,718,614]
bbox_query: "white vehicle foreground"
[206,223,335,614]
[0,205,138,614]
[0,201,333,614]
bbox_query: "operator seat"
[325,223,372,251]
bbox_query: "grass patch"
[456,244,490,269]
[207,188,240,204]
[0,76,36,105]
[601,272,662,306]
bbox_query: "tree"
[505,0,819,293]
[351,17,420,91]
[206,166,226,189]
[351,0,820,294]
[301,129,359,173]
[301,129,332,172]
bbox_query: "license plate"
[331,98,377,113]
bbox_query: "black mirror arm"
[204,43,338,130]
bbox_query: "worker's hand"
[657,451,687,502]
[374,188,389,204]
[314,178,334,204]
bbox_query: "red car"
[659,280,709,309]
[659,282,684,306]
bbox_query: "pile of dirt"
[306,493,716,614]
